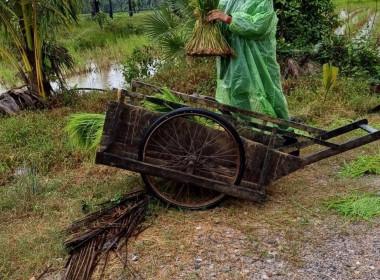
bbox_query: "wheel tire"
[138,107,245,210]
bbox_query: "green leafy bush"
[92,12,109,28]
[103,20,145,36]
[314,34,380,81]
[122,45,164,83]
[275,0,338,57]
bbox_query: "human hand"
[206,9,230,23]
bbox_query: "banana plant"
[0,0,81,98]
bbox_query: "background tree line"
[82,0,166,17]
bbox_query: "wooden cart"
[95,80,380,210]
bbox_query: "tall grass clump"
[327,192,380,220]
[185,0,234,56]
[339,154,380,178]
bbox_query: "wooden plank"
[240,137,302,186]
[96,152,264,202]
[130,80,326,135]
[301,130,380,166]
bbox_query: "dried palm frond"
[0,87,45,115]
[64,190,149,280]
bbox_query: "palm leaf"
[323,63,339,94]
[160,31,189,58]
[0,6,32,72]
[144,8,181,40]
[33,0,45,98]
[144,3,193,58]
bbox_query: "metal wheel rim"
[141,111,242,208]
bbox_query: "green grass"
[0,91,143,280]
[58,12,152,73]
[333,0,379,10]
[0,61,18,89]
[283,75,380,126]
[327,192,380,220]
[0,111,80,175]
[339,154,380,178]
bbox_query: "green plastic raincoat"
[216,0,290,121]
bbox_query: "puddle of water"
[1,63,128,95]
[52,63,127,91]
[0,85,7,95]
[339,10,348,21]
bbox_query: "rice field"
[333,0,380,39]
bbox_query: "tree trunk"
[91,0,101,17]
[128,0,133,17]
[108,0,113,18]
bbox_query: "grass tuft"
[339,154,380,178]
[326,192,380,220]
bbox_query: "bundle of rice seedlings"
[65,113,105,154]
[185,0,234,57]
[326,192,380,220]
[339,154,380,178]
[142,87,185,112]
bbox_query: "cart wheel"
[138,107,245,210]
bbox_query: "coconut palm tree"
[0,0,81,99]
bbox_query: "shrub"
[314,34,380,81]
[275,0,338,57]
[122,45,164,83]
[103,20,145,36]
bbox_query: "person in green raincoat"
[206,0,290,121]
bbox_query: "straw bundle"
[185,0,234,57]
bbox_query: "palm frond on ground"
[0,86,45,115]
